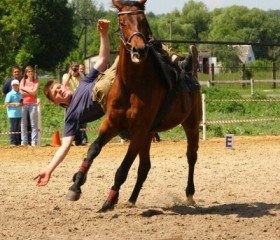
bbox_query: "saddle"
[150,45,200,92]
[150,44,201,131]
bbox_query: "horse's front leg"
[65,135,104,201]
[99,133,148,212]
[128,134,153,205]
[66,123,117,201]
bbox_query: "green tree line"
[1,0,280,82]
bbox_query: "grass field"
[1,70,280,145]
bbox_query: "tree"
[148,0,210,55]
[0,0,75,81]
[207,6,280,66]
[29,0,75,70]
[65,0,120,70]
[180,0,210,41]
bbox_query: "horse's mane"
[112,1,146,11]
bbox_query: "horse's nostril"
[132,46,146,54]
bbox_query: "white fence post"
[251,79,254,96]
[37,98,42,146]
[202,93,207,140]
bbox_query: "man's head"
[12,66,21,80]
[43,80,73,108]
[79,64,85,74]
[71,62,80,76]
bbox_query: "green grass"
[1,75,280,145]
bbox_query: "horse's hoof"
[126,201,136,208]
[97,189,119,212]
[98,201,115,213]
[186,195,196,206]
[65,190,81,201]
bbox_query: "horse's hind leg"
[181,91,202,205]
[184,127,199,205]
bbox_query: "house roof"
[232,45,255,63]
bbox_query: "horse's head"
[113,0,153,64]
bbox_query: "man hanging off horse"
[34,18,199,187]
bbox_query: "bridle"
[117,9,154,52]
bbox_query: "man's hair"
[43,80,68,108]
[11,66,21,73]
[43,80,55,102]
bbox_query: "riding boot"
[189,45,198,78]
[177,45,198,78]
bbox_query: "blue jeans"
[9,118,21,145]
[21,104,38,145]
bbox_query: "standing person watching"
[4,80,23,146]
[2,66,22,96]
[62,62,85,146]
[20,66,39,146]
[2,66,32,144]
[79,63,88,145]
[79,64,86,76]
[62,63,84,92]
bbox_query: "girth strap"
[150,83,180,131]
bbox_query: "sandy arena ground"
[1,136,280,240]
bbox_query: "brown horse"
[66,0,202,212]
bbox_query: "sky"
[98,0,280,14]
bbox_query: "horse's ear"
[139,0,147,5]
[112,0,123,10]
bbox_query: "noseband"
[117,10,154,52]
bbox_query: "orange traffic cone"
[52,130,61,146]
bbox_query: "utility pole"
[81,17,89,60]
[169,19,173,47]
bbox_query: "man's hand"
[34,170,51,186]
[97,19,110,34]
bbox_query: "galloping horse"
[66,0,202,212]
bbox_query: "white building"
[232,45,255,63]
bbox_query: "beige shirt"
[62,72,84,92]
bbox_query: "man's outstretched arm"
[93,19,110,73]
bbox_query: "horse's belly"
[155,94,193,131]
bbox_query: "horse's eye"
[142,18,148,25]
[119,21,125,27]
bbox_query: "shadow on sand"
[141,202,280,218]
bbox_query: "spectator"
[79,63,88,145]
[62,62,84,92]
[4,80,23,146]
[2,66,32,144]
[2,66,22,96]
[79,64,86,76]
[20,66,39,146]
[62,62,86,145]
